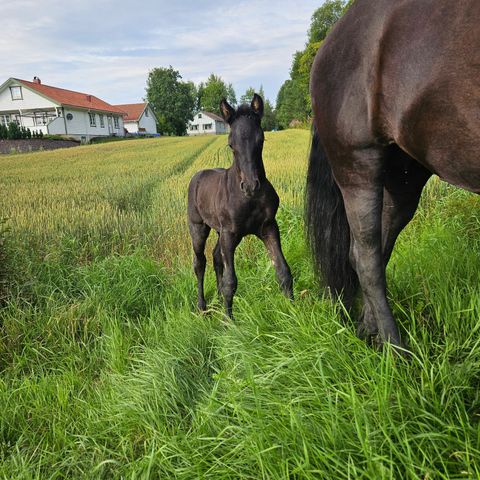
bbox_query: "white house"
[187,111,228,136]
[0,77,126,142]
[115,103,157,135]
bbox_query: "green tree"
[240,86,277,131]
[276,0,353,128]
[262,98,277,131]
[145,66,196,136]
[240,87,256,105]
[308,0,348,43]
[226,83,237,107]
[275,80,308,129]
[198,74,236,115]
[290,41,322,112]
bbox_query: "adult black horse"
[306,0,480,350]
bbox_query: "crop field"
[0,131,480,479]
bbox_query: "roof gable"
[114,103,148,121]
[197,111,225,122]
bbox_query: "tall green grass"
[0,133,479,479]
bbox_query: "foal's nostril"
[254,179,260,191]
[240,181,245,192]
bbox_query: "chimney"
[33,76,41,84]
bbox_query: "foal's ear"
[220,98,235,124]
[251,93,264,118]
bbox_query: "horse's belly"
[395,87,480,194]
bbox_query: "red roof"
[114,103,147,121]
[16,78,126,115]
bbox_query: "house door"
[107,116,113,134]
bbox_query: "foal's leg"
[189,222,211,312]
[335,147,405,349]
[219,231,240,318]
[212,237,224,298]
[358,152,432,340]
[259,220,293,299]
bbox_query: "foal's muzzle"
[240,179,261,197]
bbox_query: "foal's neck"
[229,158,267,182]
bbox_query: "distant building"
[114,102,157,135]
[0,77,126,142]
[187,111,228,136]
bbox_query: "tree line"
[146,0,352,136]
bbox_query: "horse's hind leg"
[259,220,293,299]
[358,149,432,340]
[189,221,211,312]
[335,147,405,350]
[212,237,224,298]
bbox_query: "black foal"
[187,94,293,317]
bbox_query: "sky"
[1,0,322,106]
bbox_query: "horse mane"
[231,104,260,123]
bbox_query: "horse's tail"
[305,125,358,307]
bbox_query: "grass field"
[0,131,480,479]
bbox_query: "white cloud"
[1,0,322,103]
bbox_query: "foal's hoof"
[197,300,207,312]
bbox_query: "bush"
[0,123,32,140]
[6,122,21,139]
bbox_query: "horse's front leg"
[259,220,293,299]
[219,231,240,318]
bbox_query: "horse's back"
[311,0,480,191]
[188,168,225,197]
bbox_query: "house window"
[99,114,105,128]
[1,115,10,126]
[113,116,119,129]
[89,113,96,127]
[190,124,198,131]
[10,86,23,100]
[198,113,202,119]
[203,123,212,130]
[145,109,149,117]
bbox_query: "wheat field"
[0,131,479,479]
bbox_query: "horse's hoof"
[356,306,378,342]
[372,335,411,359]
[356,320,378,341]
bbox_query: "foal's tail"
[305,126,358,308]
